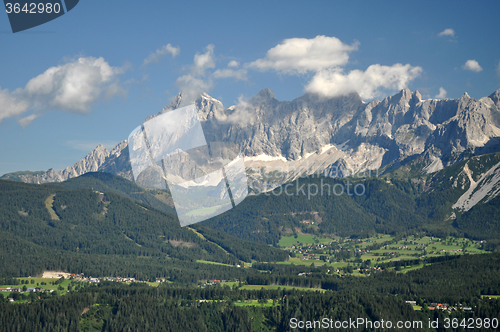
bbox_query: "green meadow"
[240,284,326,292]
[276,234,488,274]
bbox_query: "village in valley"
[0,233,490,313]
[277,233,487,275]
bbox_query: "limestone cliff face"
[6,88,500,187]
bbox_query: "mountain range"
[3,87,500,213]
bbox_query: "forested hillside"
[1,253,500,331]
[202,152,500,246]
[0,179,287,279]
[55,172,176,215]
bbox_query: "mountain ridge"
[3,87,500,194]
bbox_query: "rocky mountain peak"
[414,90,422,102]
[6,87,500,190]
[393,88,418,106]
[165,92,183,110]
[196,93,226,121]
[110,140,128,157]
[257,88,276,100]
[400,87,412,98]
[489,88,500,108]
[94,144,108,153]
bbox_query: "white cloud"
[245,35,422,100]
[0,87,30,123]
[176,74,213,100]
[174,45,248,105]
[174,45,217,106]
[438,28,455,37]
[435,87,447,99]
[228,60,239,68]
[247,35,359,74]
[305,63,423,100]
[213,68,247,81]
[26,57,125,112]
[18,114,40,128]
[143,44,180,65]
[0,57,125,126]
[221,96,257,127]
[463,59,483,72]
[193,44,215,75]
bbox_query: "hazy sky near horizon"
[0,0,499,176]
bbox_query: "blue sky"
[0,0,499,176]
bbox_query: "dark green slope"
[55,171,176,215]
[0,179,287,278]
[454,195,500,241]
[202,176,429,243]
[0,231,252,282]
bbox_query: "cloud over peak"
[175,45,248,106]
[246,35,422,100]
[435,87,447,99]
[193,44,215,75]
[305,63,422,100]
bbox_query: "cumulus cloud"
[463,59,483,72]
[174,45,217,106]
[213,68,247,81]
[220,96,257,127]
[245,35,421,100]
[174,45,248,106]
[228,60,239,68]
[0,57,125,126]
[247,35,359,74]
[0,88,30,123]
[193,44,215,75]
[435,87,447,99]
[438,28,455,37]
[305,63,422,100]
[175,74,213,104]
[143,44,180,65]
[18,114,40,128]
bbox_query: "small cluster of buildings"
[68,274,136,283]
[405,300,473,312]
[428,302,473,312]
[0,287,54,293]
[201,279,239,287]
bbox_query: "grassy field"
[44,194,59,221]
[240,284,325,292]
[196,260,235,267]
[482,295,500,299]
[276,233,488,276]
[185,205,223,217]
[234,299,278,307]
[359,235,486,264]
[278,257,327,266]
[399,264,426,272]
[279,234,332,247]
[0,277,72,296]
